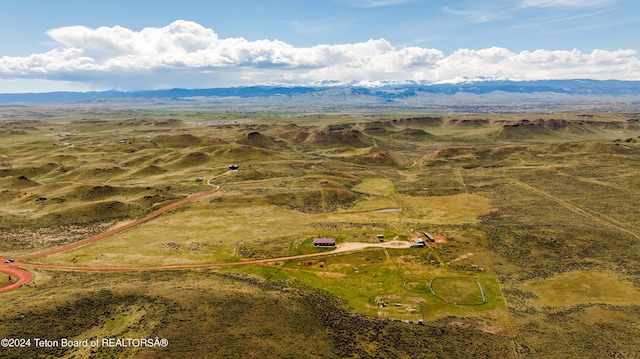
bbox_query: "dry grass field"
[2,108,640,358]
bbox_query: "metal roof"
[313,237,335,244]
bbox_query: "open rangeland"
[2,109,640,358]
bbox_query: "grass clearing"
[352,177,395,196]
[430,277,486,305]
[32,198,320,266]
[396,193,493,224]
[520,270,640,307]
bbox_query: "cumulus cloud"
[0,20,638,90]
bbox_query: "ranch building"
[411,238,426,248]
[313,237,336,247]
[423,232,436,242]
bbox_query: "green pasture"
[429,277,486,305]
[228,247,506,323]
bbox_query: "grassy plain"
[520,270,640,307]
[2,109,640,358]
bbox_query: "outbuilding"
[313,237,336,247]
[411,238,425,248]
[423,232,436,242]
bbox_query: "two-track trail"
[514,180,640,240]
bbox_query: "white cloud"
[340,0,416,8]
[520,0,616,8]
[0,20,638,91]
[447,0,617,24]
[434,47,640,80]
[443,5,514,23]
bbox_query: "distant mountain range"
[1,79,639,108]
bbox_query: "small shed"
[228,164,239,171]
[376,234,385,239]
[411,238,425,248]
[313,237,336,247]
[423,232,436,242]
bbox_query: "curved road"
[0,266,34,293]
[16,186,221,261]
[1,171,411,293]
[1,174,225,293]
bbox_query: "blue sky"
[0,0,639,92]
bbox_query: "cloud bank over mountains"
[1,20,638,91]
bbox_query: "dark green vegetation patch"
[0,271,513,359]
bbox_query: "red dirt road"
[1,180,221,293]
[0,266,34,293]
[14,241,412,272]
[16,186,221,261]
[0,171,413,294]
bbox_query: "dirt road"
[13,241,411,272]
[0,170,413,294]
[16,185,221,261]
[1,177,222,293]
[0,266,34,293]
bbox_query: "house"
[376,234,385,239]
[313,237,335,247]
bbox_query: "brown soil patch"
[480,324,506,335]
[451,321,472,329]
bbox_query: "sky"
[0,0,639,93]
